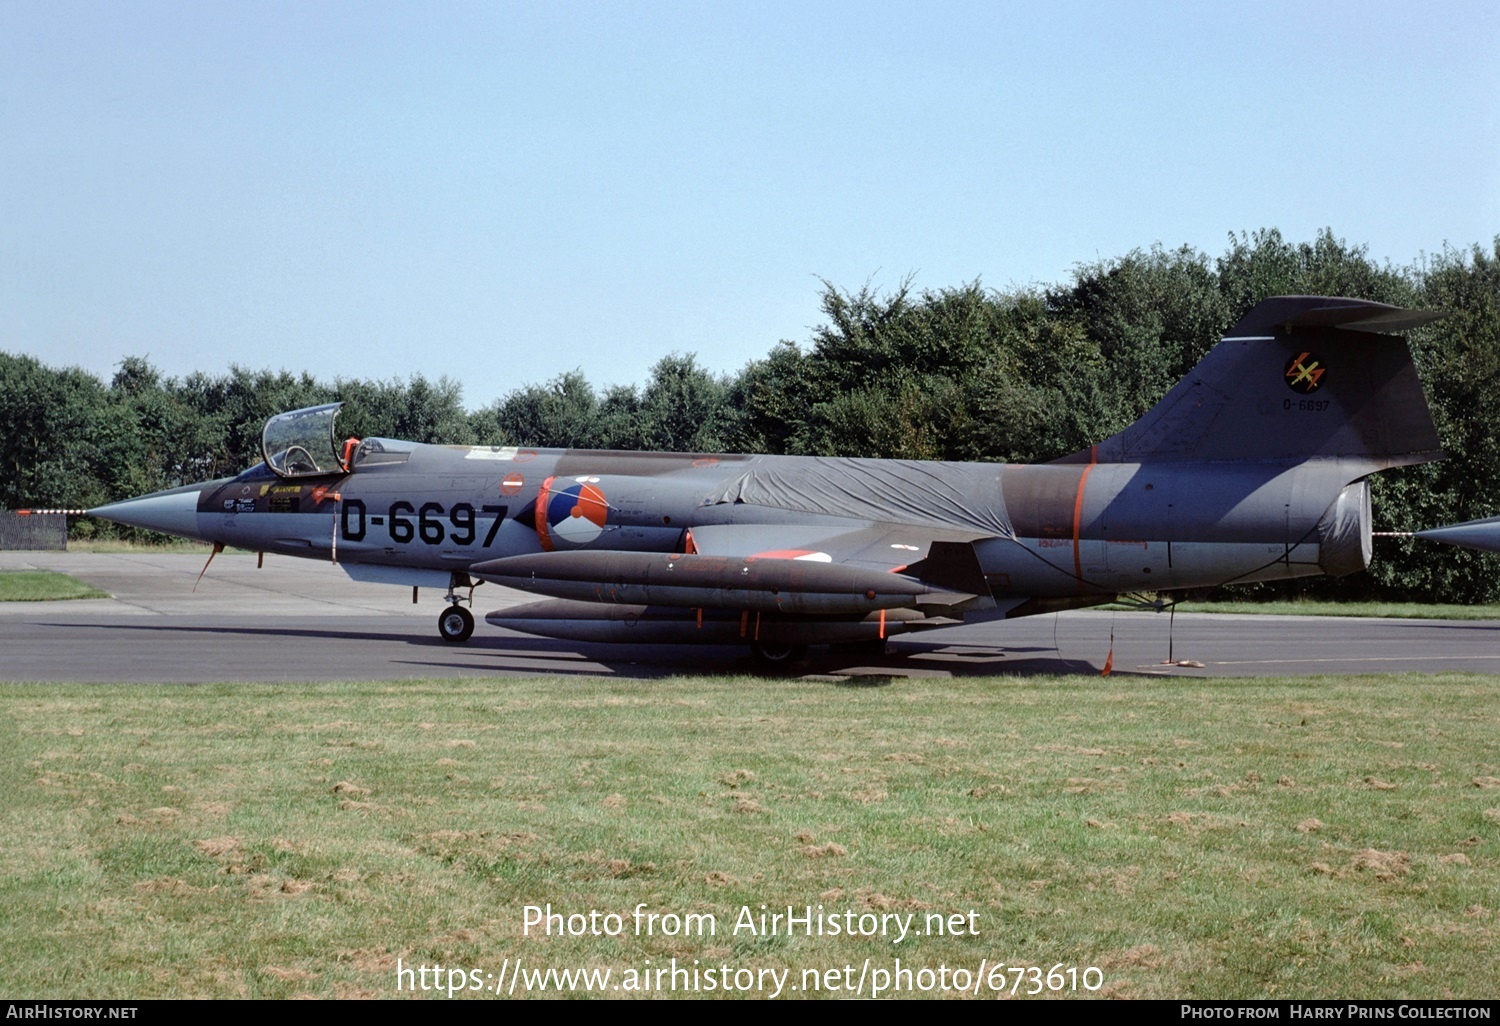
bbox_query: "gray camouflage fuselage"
[89,296,1446,653]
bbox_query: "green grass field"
[63,538,232,554]
[3,673,1496,1000]
[0,570,108,602]
[1170,599,1500,621]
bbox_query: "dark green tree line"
[4,229,1498,600]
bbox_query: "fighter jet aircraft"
[90,295,1445,666]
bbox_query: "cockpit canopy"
[262,403,414,478]
[263,403,345,477]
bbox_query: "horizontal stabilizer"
[1242,296,1445,336]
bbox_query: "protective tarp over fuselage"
[700,455,1015,539]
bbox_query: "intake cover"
[1316,479,1371,577]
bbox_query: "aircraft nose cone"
[89,487,206,540]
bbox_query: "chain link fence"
[0,512,69,550]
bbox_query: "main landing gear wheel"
[438,605,475,643]
[750,641,808,672]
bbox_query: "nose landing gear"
[437,572,479,643]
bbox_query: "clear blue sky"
[4,0,1497,409]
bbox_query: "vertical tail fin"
[1056,296,1444,467]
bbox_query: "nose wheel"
[436,571,479,643]
[438,605,475,643]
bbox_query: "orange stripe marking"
[535,476,555,551]
[1072,445,1097,585]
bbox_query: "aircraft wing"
[684,521,987,573]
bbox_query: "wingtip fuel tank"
[470,550,976,616]
[1416,516,1500,555]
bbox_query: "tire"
[750,641,808,672]
[438,605,475,643]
